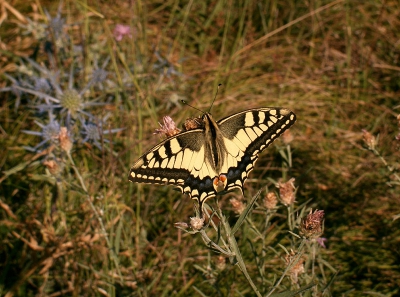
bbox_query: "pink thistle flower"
[154,116,181,138]
[113,24,132,41]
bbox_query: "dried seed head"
[282,129,294,144]
[59,127,72,153]
[264,192,278,210]
[230,198,245,214]
[190,216,204,231]
[215,255,226,271]
[174,222,189,229]
[278,178,296,206]
[154,116,181,137]
[43,159,61,176]
[299,209,325,239]
[284,250,305,284]
[362,129,376,150]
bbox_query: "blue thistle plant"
[153,50,183,77]
[22,112,62,152]
[80,115,124,150]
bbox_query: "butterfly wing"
[217,108,296,194]
[129,129,219,202]
[129,107,296,210]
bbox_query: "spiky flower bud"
[174,222,189,229]
[362,129,376,150]
[230,198,245,214]
[299,209,324,239]
[278,178,296,206]
[60,89,82,116]
[264,192,278,209]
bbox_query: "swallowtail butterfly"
[129,108,296,211]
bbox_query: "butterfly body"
[129,108,296,210]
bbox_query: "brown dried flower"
[190,216,204,231]
[282,129,294,145]
[215,255,226,271]
[284,250,305,284]
[278,178,296,206]
[264,192,278,210]
[230,198,245,214]
[43,159,61,176]
[299,209,325,239]
[154,116,181,137]
[174,222,189,230]
[59,127,72,153]
[362,129,376,150]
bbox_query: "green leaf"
[230,189,261,235]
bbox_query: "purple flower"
[113,24,132,41]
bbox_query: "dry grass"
[1,0,400,296]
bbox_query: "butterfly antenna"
[181,100,205,114]
[208,83,222,113]
[181,83,222,115]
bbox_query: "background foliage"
[1,0,400,296]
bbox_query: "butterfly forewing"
[217,108,296,194]
[129,107,296,209]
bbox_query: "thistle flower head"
[45,3,66,40]
[154,116,181,137]
[190,216,204,231]
[264,192,278,210]
[81,116,124,150]
[113,24,132,41]
[34,77,51,93]
[43,159,62,176]
[91,68,108,84]
[230,198,245,214]
[278,178,296,206]
[22,114,60,152]
[60,89,83,117]
[299,209,325,239]
[284,250,305,284]
[362,129,376,151]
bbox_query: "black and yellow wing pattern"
[129,108,296,210]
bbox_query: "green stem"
[266,239,306,297]
[67,151,122,281]
[218,207,262,297]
